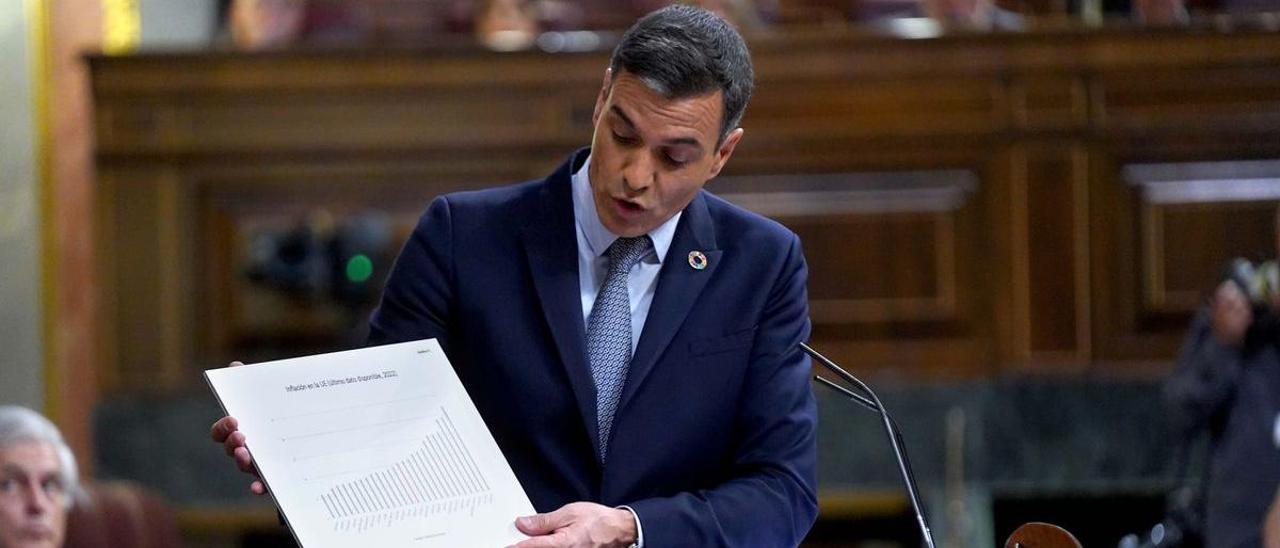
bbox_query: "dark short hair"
[609,4,754,142]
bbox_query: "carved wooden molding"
[1125,160,1280,313]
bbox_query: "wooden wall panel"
[1010,73,1088,130]
[97,168,195,391]
[748,78,1000,139]
[1148,205,1277,311]
[797,214,950,319]
[1098,66,1280,134]
[721,171,977,326]
[1092,161,1280,362]
[1133,162,1280,313]
[1023,146,1087,360]
[714,169,990,374]
[89,29,1280,391]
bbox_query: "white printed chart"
[206,340,533,547]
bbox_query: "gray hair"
[0,406,80,508]
[609,4,754,143]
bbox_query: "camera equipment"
[1116,427,1208,548]
[1222,258,1280,345]
[244,212,394,309]
[1223,258,1280,310]
[1116,485,1204,548]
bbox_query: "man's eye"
[611,131,638,145]
[42,478,65,496]
[664,154,688,167]
[0,478,16,493]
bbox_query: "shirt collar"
[571,153,681,262]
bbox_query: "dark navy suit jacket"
[368,150,818,547]
[1167,310,1280,548]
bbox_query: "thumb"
[515,509,568,535]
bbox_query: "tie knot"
[607,236,651,273]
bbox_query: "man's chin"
[611,226,652,238]
[600,216,652,238]
[8,529,60,548]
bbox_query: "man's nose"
[621,150,655,193]
[21,483,52,515]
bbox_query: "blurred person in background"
[1132,0,1189,24]
[856,0,1025,32]
[226,0,309,48]
[686,0,770,28]
[1131,0,1280,25]
[921,0,1025,29]
[1166,206,1280,548]
[0,406,79,548]
[475,0,542,50]
[218,0,375,49]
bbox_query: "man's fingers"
[515,509,572,536]
[209,373,258,499]
[211,416,238,442]
[233,446,256,473]
[515,514,550,536]
[223,430,247,457]
[236,448,265,495]
[508,531,567,548]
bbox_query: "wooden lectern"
[1005,522,1083,548]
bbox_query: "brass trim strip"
[26,0,56,417]
[818,489,910,519]
[102,0,140,54]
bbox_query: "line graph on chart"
[267,393,499,534]
[298,408,496,533]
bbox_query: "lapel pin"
[688,251,708,270]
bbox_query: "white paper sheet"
[205,339,534,547]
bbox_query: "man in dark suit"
[1166,209,1280,548]
[213,5,818,546]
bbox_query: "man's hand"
[510,502,637,548]
[208,361,267,495]
[1211,281,1253,347]
[1266,486,1280,548]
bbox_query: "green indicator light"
[345,254,374,283]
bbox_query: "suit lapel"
[618,192,721,413]
[520,152,601,452]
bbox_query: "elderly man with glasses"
[0,406,78,548]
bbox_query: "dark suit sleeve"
[1164,309,1245,438]
[367,196,455,347]
[627,234,818,547]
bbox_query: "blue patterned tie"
[587,235,652,461]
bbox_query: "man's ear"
[591,68,613,127]
[707,128,744,180]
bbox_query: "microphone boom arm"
[801,342,936,548]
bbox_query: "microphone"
[800,342,936,548]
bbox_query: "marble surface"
[94,377,1185,506]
